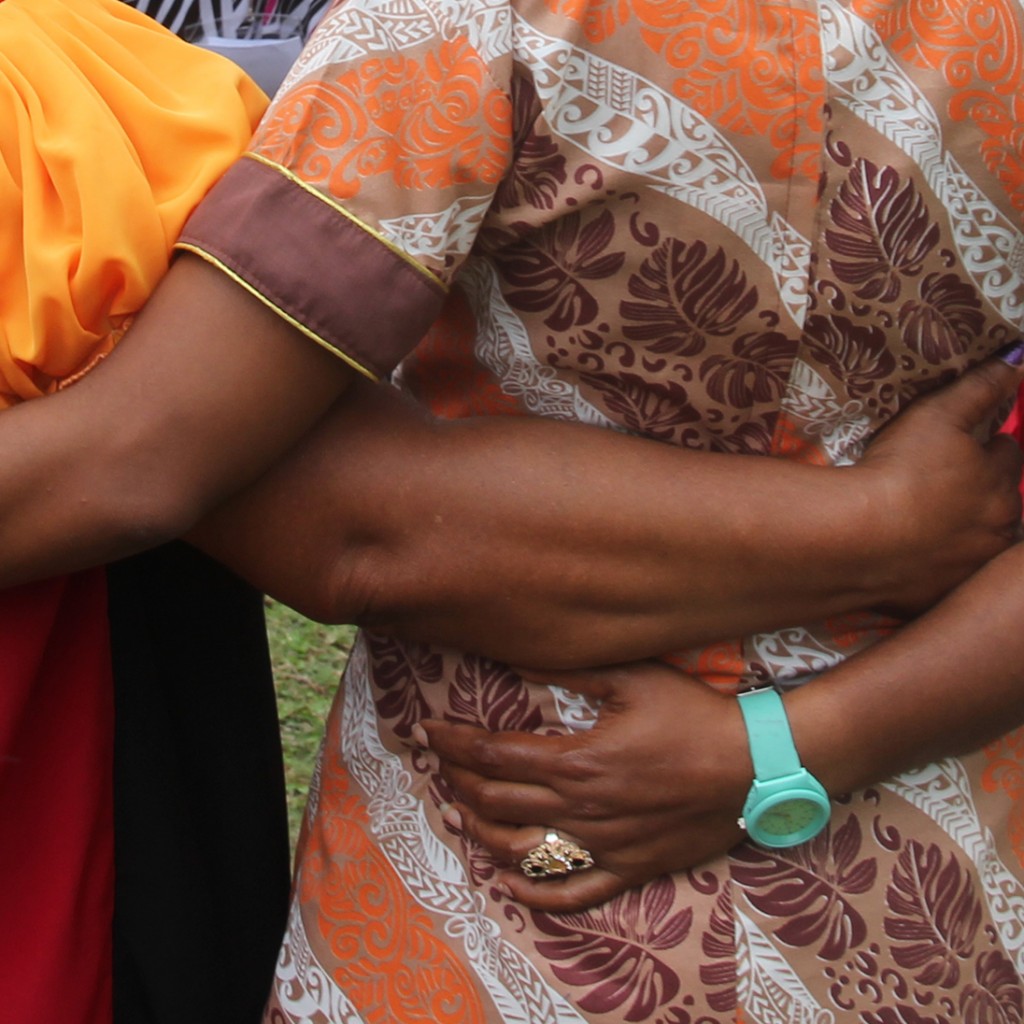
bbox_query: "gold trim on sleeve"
[243,152,448,291]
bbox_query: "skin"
[420,539,1024,911]
[3,253,1022,917]
[192,357,1023,668]
[413,359,1024,912]
[3,251,1014,661]
[194,340,1024,916]
[0,255,353,584]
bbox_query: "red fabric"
[1003,384,1024,501]
[0,571,114,1024]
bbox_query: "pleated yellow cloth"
[0,0,267,407]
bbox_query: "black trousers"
[107,544,291,1024]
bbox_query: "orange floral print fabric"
[259,39,511,202]
[852,0,1024,208]
[288,765,486,1024]
[182,0,1024,1020]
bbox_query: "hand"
[853,354,1023,614]
[420,661,749,912]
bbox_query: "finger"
[439,764,563,823]
[919,352,1024,433]
[495,867,628,912]
[451,804,572,865]
[454,802,679,869]
[420,720,573,784]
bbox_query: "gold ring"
[520,830,595,879]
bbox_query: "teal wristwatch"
[736,687,830,848]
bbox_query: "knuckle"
[510,835,542,862]
[573,797,609,822]
[474,780,506,806]
[487,835,521,863]
[551,746,600,786]
[467,735,504,770]
[450,774,484,806]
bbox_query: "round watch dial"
[757,798,822,836]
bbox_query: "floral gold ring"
[520,830,595,880]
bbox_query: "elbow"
[89,485,202,562]
[73,449,212,564]
[2,383,226,577]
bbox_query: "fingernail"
[442,805,463,831]
[411,723,429,748]
[494,882,513,898]
[997,340,1024,366]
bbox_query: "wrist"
[735,687,831,847]
[837,461,921,609]
[784,678,878,798]
[729,462,897,618]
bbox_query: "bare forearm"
[790,540,1024,796]
[419,538,1024,911]
[192,379,982,668]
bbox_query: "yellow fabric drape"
[0,0,267,407]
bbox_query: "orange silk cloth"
[0,0,267,408]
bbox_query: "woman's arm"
[0,254,355,584]
[420,532,1024,912]
[191,357,1023,667]
[0,249,1017,668]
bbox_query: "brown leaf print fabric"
[182,0,1024,1020]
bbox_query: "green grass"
[264,598,355,847]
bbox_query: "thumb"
[917,345,1024,433]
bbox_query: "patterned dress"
[179,0,1024,1020]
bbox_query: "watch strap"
[737,687,801,780]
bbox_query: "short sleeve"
[176,0,514,380]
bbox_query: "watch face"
[757,797,823,837]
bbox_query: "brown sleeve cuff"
[175,157,447,380]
